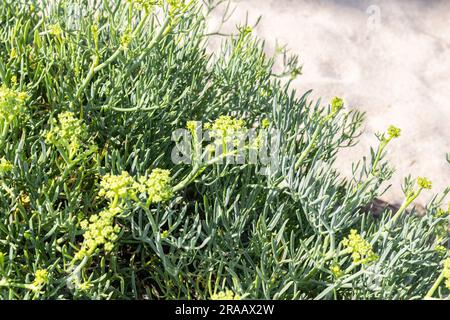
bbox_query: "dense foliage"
[0,0,449,300]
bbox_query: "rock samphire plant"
[0,0,449,300]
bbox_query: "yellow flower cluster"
[167,0,185,9]
[205,116,246,143]
[239,25,253,37]
[77,169,173,259]
[76,206,122,259]
[210,116,245,132]
[211,289,241,300]
[331,97,344,113]
[291,67,302,80]
[330,263,344,278]
[417,177,432,190]
[444,258,450,290]
[75,281,93,292]
[32,269,49,288]
[120,28,133,49]
[435,245,447,254]
[128,0,186,12]
[387,125,401,139]
[0,85,28,122]
[322,97,345,122]
[261,118,270,129]
[129,0,160,12]
[19,192,30,207]
[48,24,63,37]
[138,169,173,203]
[9,48,18,60]
[99,171,136,202]
[161,230,169,239]
[99,169,173,204]
[186,120,200,133]
[342,229,378,265]
[45,111,87,155]
[380,125,401,144]
[0,158,13,176]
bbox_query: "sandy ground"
[208,0,450,207]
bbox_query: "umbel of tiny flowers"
[207,115,246,140]
[330,263,344,278]
[187,117,248,164]
[342,229,379,265]
[186,120,199,134]
[75,169,173,259]
[75,281,93,292]
[166,0,192,14]
[210,289,241,300]
[321,96,345,123]
[239,25,253,37]
[403,176,432,206]
[120,28,133,50]
[31,269,49,291]
[75,206,122,260]
[371,125,401,175]
[186,121,203,162]
[98,171,137,206]
[48,23,63,37]
[417,176,432,190]
[331,96,344,114]
[387,125,401,140]
[0,85,28,125]
[382,177,433,234]
[160,229,169,239]
[0,157,13,176]
[45,111,88,160]
[138,168,173,205]
[128,0,160,13]
[9,48,17,60]
[174,117,252,193]
[295,96,345,171]
[204,115,247,160]
[98,169,174,207]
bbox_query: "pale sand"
[208,0,450,207]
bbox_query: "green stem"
[173,164,202,193]
[295,124,322,171]
[137,202,158,234]
[0,119,10,151]
[67,255,89,287]
[371,189,422,243]
[0,279,36,291]
[75,13,159,112]
[371,136,394,175]
[303,248,352,281]
[425,270,445,299]
[111,194,119,209]
[172,150,239,193]
[314,269,365,300]
[371,142,386,175]
[75,54,99,118]
[390,194,417,225]
[76,55,98,100]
